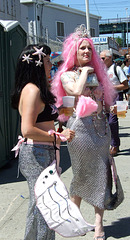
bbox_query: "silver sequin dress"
[67,112,112,210]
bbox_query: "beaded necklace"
[91,87,108,137]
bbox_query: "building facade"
[0,0,101,49]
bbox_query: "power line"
[52,1,130,18]
[68,4,130,12]
[91,0,101,16]
[69,1,130,6]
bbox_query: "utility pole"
[85,0,90,35]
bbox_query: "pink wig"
[52,29,115,121]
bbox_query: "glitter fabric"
[67,113,112,210]
[19,142,55,240]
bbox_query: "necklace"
[92,88,108,137]
[92,114,108,137]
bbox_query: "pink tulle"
[76,95,98,118]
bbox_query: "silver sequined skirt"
[67,113,112,209]
[19,143,55,240]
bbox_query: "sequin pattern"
[19,143,55,240]
[67,113,112,209]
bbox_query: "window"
[90,28,95,37]
[56,22,64,37]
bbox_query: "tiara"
[22,47,46,67]
[72,24,90,40]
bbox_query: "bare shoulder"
[21,83,42,103]
[22,83,40,96]
[20,83,42,106]
[61,71,76,84]
[61,71,75,78]
[19,83,44,115]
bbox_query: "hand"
[61,128,75,142]
[110,105,128,115]
[110,105,117,115]
[78,66,94,74]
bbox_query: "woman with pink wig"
[52,25,115,240]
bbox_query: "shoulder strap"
[114,64,119,80]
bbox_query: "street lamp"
[112,25,117,39]
[125,8,128,51]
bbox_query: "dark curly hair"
[11,43,56,109]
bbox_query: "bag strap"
[109,155,118,184]
[114,64,120,81]
[53,133,59,165]
[48,129,67,167]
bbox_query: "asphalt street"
[0,110,130,240]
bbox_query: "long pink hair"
[52,32,115,121]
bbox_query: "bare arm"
[113,80,128,91]
[61,66,94,96]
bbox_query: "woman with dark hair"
[52,25,116,240]
[11,43,75,240]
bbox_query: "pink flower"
[76,95,98,118]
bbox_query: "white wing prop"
[34,160,94,237]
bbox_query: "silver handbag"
[86,73,99,87]
[104,156,124,210]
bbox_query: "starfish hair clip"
[35,60,43,67]
[32,47,46,60]
[22,54,33,64]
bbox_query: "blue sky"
[52,0,130,41]
[51,0,130,19]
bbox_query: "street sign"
[92,37,108,44]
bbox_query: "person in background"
[52,24,116,240]
[114,59,123,67]
[11,43,75,240]
[123,56,130,107]
[125,53,130,78]
[123,57,130,77]
[100,49,128,156]
[51,60,65,133]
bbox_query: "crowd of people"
[11,25,129,240]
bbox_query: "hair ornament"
[35,60,43,67]
[72,24,90,40]
[32,46,46,60]
[22,54,33,64]
[22,46,47,67]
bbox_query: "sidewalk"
[0,110,130,240]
